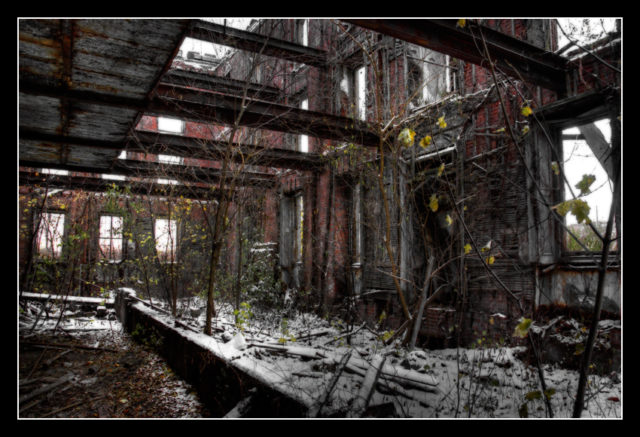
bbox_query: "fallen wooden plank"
[347,354,386,418]
[348,355,438,389]
[248,342,327,360]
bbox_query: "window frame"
[98,214,124,262]
[154,217,179,263]
[35,211,66,259]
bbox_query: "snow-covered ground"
[19,291,621,418]
[122,293,621,418]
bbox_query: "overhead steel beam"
[151,84,380,146]
[533,89,614,127]
[19,158,276,189]
[19,169,220,200]
[20,128,327,171]
[129,130,326,171]
[187,20,328,68]
[345,19,568,94]
[161,68,283,102]
[20,82,380,147]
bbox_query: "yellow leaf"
[522,125,530,135]
[438,116,447,129]
[551,161,560,175]
[487,255,495,265]
[521,106,533,117]
[464,243,471,254]
[445,214,453,227]
[437,162,445,177]
[489,317,494,325]
[457,19,466,28]
[419,135,432,148]
[494,127,505,133]
[398,128,416,147]
[429,194,439,212]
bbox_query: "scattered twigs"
[26,348,48,380]
[308,349,353,417]
[19,373,73,405]
[40,394,106,418]
[323,323,366,346]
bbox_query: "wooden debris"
[248,342,327,360]
[308,349,353,418]
[347,354,386,418]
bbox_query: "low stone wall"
[113,289,308,417]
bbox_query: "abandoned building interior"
[18,18,621,418]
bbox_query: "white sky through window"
[562,119,613,226]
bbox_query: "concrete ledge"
[113,288,308,417]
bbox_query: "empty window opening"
[41,168,69,176]
[299,99,309,153]
[298,19,309,46]
[155,218,178,262]
[157,117,184,134]
[102,174,126,181]
[355,65,367,121]
[156,178,180,185]
[295,194,304,264]
[158,154,184,165]
[99,215,123,261]
[561,118,615,251]
[36,212,65,258]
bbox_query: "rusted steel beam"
[161,68,283,102]
[19,168,221,200]
[129,130,327,171]
[534,89,615,127]
[345,19,568,94]
[151,84,381,146]
[19,128,326,171]
[18,158,276,188]
[187,20,328,68]
[20,82,380,147]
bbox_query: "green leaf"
[575,174,596,196]
[544,388,556,399]
[553,199,591,224]
[513,317,533,338]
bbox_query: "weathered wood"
[577,123,614,180]
[347,354,386,418]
